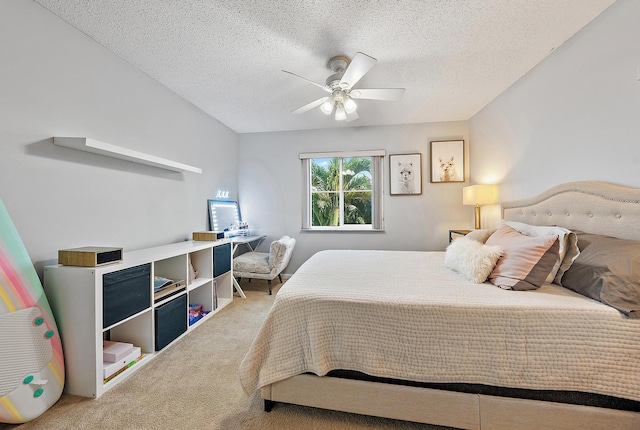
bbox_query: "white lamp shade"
[320,100,334,115]
[462,184,498,206]
[343,97,357,114]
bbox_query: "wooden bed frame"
[261,181,640,429]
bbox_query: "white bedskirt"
[239,250,640,402]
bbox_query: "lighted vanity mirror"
[208,199,241,232]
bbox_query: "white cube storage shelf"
[44,240,232,398]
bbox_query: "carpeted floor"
[1,279,448,430]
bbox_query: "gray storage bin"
[103,263,151,328]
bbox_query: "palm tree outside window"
[300,150,385,231]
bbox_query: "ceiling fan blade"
[339,52,376,89]
[345,109,359,123]
[291,97,330,114]
[282,70,330,92]
[349,88,405,101]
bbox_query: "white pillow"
[465,228,497,244]
[503,221,579,284]
[444,237,503,283]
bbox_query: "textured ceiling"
[34,0,614,134]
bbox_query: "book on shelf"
[153,279,186,303]
[154,276,174,291]
[103,346,142,380]
[154,276,185,291]
[103,355,143,383]
[103,340,134,363]
[213,280,218,309]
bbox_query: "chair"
[233,236,296,295]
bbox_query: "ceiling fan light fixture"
[283,52,405,123]
[335,103,347,121]
[343,97,357,114]
[320,99,334,115]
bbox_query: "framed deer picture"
[430,140,465,183]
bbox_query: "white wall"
[239,122,469,273]
[0,0,238,274]
[239,0,640,275]
[6,0,633,280]
[469,0,640,227]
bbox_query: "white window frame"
[300,150,385,231]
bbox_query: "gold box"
[58,246,123,267]
[192,231,223,241]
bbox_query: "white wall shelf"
[53,137,202,174]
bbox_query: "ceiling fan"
[282,52,405,122]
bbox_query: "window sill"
[301,227,385,233]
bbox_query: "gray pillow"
[561,231,640,318]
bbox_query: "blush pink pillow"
[485,224,560,291]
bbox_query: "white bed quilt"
[239,250,640,402]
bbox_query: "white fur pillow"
[444,237,503,283]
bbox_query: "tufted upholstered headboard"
[501,181,640,241]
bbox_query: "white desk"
[231,235,266,298]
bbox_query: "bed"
[239,181,640,429]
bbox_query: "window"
[300,150,385,231]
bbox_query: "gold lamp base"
[463,184,498,230]
[474,205,481,230]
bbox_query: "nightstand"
[449,229,471,243]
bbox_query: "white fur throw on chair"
[233,236,296,294]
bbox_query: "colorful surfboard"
[0,200,65,423]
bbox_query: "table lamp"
[463,184,498,229]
